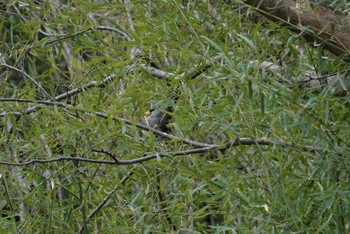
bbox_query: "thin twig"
[44,26,133,46]
[77,171,134,234]
[0,63,53,100]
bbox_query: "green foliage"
[0,0,350,233]
[313,0,350,13]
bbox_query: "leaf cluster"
[0,0,349,233]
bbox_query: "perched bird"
[144,108,172,133]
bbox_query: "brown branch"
[0,146,219,166]
[0,136,327,167]
[243,0,350,62]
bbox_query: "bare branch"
[0,136,326,167]
[0,146,218,166]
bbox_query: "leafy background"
[0,0,349,233]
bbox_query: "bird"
[144,108,172,133]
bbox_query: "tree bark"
[243,0,350,63]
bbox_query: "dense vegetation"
[1,1,349,233]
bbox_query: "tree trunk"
[243,0,350,63]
